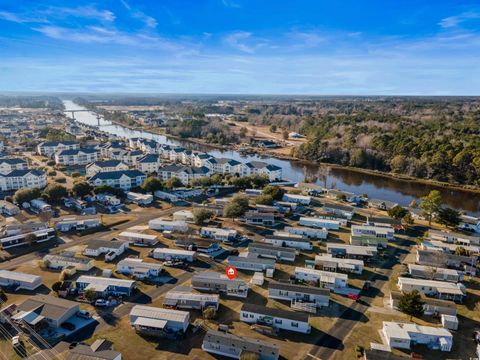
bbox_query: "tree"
[255,194,274,205]
[193,208,214,225]
[419,190,442,226]
[239,127,248,138]
[402,213,414,226]
[262,185,285,201]
[269,124,277,133]
[51,281,62,292]
[398,290,425,320]
[409,200,418,208]
[437,207,461,228]
[387,205,408,220]
[164,177,183,190]
[202,307,216,320]
[24,233,37,246]
[142,177,163,193]
[454,246,467,256]
[72,181,92,198]
[224,195,249,219]
[282,130,289,140]
[84,288,96,302]
[13,188,41,205]
[43,183,68,203]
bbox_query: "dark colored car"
[61,322,75,331]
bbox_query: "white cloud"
[222,0,241,8]
[439,11,480,28]
[46,5,116,22]
[120,0,157,28]
[223,31,265,53]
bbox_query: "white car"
[12,336,22,348]
[95,299,109,307]
[76,310,91,319]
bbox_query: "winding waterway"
[63,100,480,215]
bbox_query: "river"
[63,100,480,215]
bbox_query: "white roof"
[201,227,237,235]
[153,248,195,256]
[398,277,464,294]
[119,231,157,240]
[117,259,162,271]
[351,225,394,235]
[130,305,189,323]
[407,263,460,276]
[383,321,452,339]
[315,254,364,266]
[133,317,167,329]
[300,217,339,225]
[164,289,219,303]
[76,276,135,288]
[295,266,348,280]
[0,270,41,283]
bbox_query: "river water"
[63,100,480,215]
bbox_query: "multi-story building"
[88,170,147,190]
[37,141,79,157]
[0,158,28,175]
[0,169,47,191]
[86,160,129,178]
[55,148,100,166]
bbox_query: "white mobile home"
[163,286,219,310]
[191,272,249,298]
[268,281,330,308]
[322,202,355,220]
[55,218,100,232]
[202,330,279,360]
[83,239,128,258]
[76,276,136,297]
[397,277,465,302]
[43,253,94,272]
[240,303,311,334]
[294,267,348,289]
[200,227,237,242]
[382,321,452,352]
[265,232,313,250]
[248,243,296,262]
[299,217,340,230]
[282,193,311,205]
[126,192,153,205]
[315,254,364,275]
[116,259,162,280]
[228,255,276,273]
[327,244,378,259]
[151,248,196,262]
[148,219,188,233]
[118,231,158,246]
[388,291,457,317]
[284,226,328,240]
[0,270,42,291]
[407,264,463,283]
[130,305,189,337]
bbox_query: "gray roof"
[67,339,120,360]
[268,281,330,297]
[249,242,296,254]
[203,329,279,357]
[241,303,309,323]
[86,239,127,250]
[364,349,408,360]
[17,295,78,322]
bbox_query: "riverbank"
[108,117,480,195]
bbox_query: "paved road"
[0,207,181,271]
[305,238,413,360]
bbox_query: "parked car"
[95,299,109,307]
[61,322,75,331]
[11,336,22,348]
[76,310,91,319]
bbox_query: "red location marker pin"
[226,266,237,280]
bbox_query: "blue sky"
[1,0,479,94]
